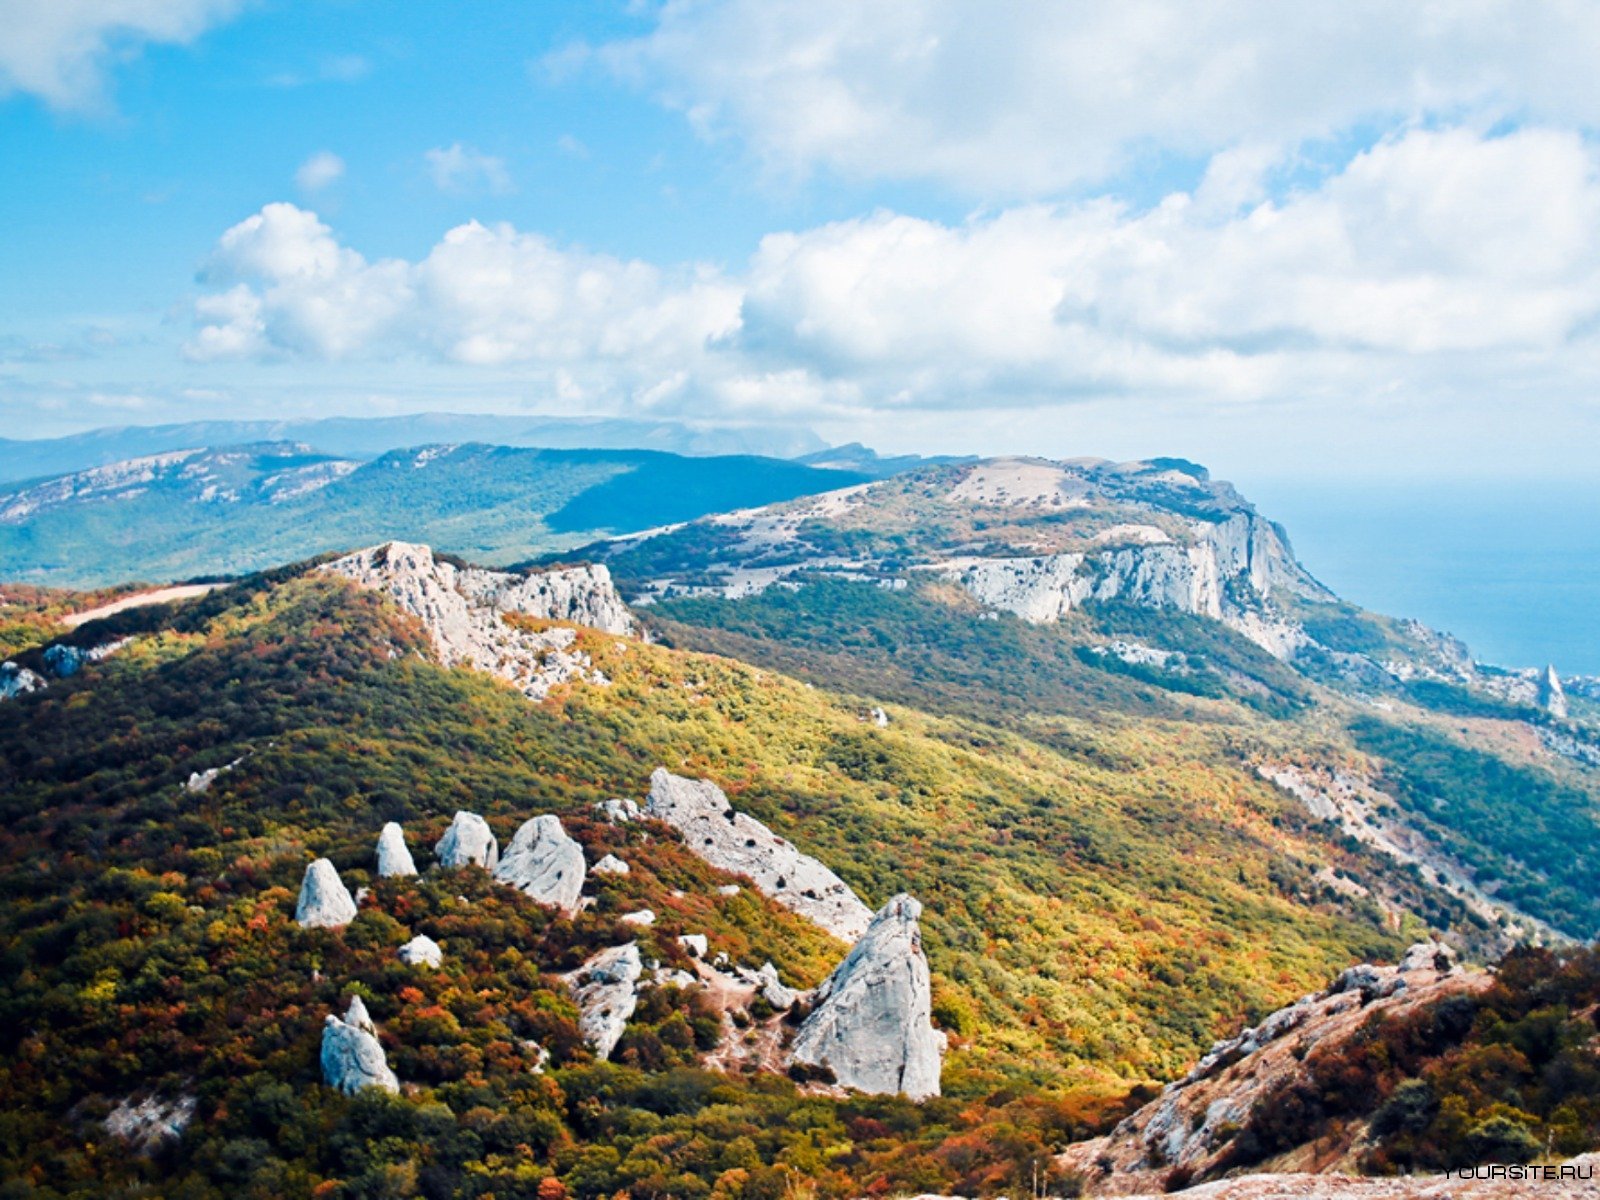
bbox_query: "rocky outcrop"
[376,822,417,877]
[1539,664,1570,719]
[398,934,443,968]
[321,997,399,1094]
[295,859,358,929]
[620,909,655,927]
[435,811,498,870]
[104,1094,197,1155]
[791,894,944,1099]
[322,541,632,700]
[644,768,873,940]
[492,815,585,914]
[1059,956,1492,1194]
[592,853,630,876]
[565,942,644,1061]
[678,934,709,958]
[0,662,44,700]
[596,798,641,823]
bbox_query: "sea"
[1246,480,1600,678]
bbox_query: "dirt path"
[62,584,221,628]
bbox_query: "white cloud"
[425,143,514,195]
[0,0,246,111]
[294,150,345,193]
[187,129,1600,429]
[597,0,1600,195]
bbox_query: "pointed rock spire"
[1539,664,1568,719]
[791,894,945,1100]
[434,811,498,869]
[295,858,358,929]
[376,822,417,877]
[493,814,586,914]
[321,997,399,1094]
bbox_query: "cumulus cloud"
[0,0,246,111]
[425,143,514,194]
[596,0,1600,195]
[188,129,1600,421]
[294,150,345,193]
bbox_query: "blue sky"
[5,1,1600,483]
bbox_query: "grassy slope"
[0,569,1425,1196]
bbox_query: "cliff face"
[322,541,633,699]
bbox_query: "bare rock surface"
[295,858,358,929]
[321,997,399,1094]
[104,1094,197,1155]
[592,853,629,876]
[398,934,442,968]
[376,821,417,877]
[1060,960,1493,1195]
[323,541,632,699]
[565,942,643,1061]
[492,814,586,913]
[791,894,944,1099]
[644,767,873,940]
[435,811,498,870]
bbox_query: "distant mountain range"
[0,441,868,586]
[0,412,832,486]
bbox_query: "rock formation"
[620,909,655,926]
[596,798,641,823]
[644,768,873,940]
[565,942,643,1061]
[103,1094,197,1155]
[1398,939,1459,974]
[321,997,400,1094]
[592,853,629,876]
[295,858,358,929]
[398,934,443,968]
[678,934,708,958]
[1540,664,1570,719]
[492,815,586,914]
[791,894,944,1099]
[322,541,632,700]
[435,811,498,870]
[0,662,44,701]
[376,822,418,877]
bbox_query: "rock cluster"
[295,858,359,929]
[376,822,418,877]
[791,894,945,1099]
[321,997,399,1094]
[644,768,873,940]
[435,811,498,869]
[322,541,632,700]
[493,815,586,914]
[566,942,644,1061]
[103,1094,197,1155]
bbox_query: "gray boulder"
[295,859,358,929]
[398,934,443,968]
[791,894,945,1099]
[435,811,498,870]
[321,997,399,1094]
[493,815,586,914]
[1398,940,1459,974]
[592,853,630,876]
[376,822,418,877]
[0,662,44,701]
[644,768,873,940]
[596,798,641,823]
[565,942,643,1060]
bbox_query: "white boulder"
[596,798,641,823]
[565,942,644,1060]
[644,768,873,940]
[592,853,630,876]
[678,934,708,958]
[1398,940,1459,974]
[295,858,358,929]
[398,934,443,968]
[321,997,399,1094]
[493,814,586,914]
[619,909,656,927]
[791,894,945,1099]
[376,822,418,877]
[435,811,498,870]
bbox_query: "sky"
[5,1,1600,484]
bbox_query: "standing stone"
[321,997,399,1094]
[644,768,873,940]
[295,859,358,929]
[565,942,643,1061]
[493,815,586,914]
[376,822,418,877]
[1539,665,1569,719]
[791,894,945,1100]
[435,811,498,870]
